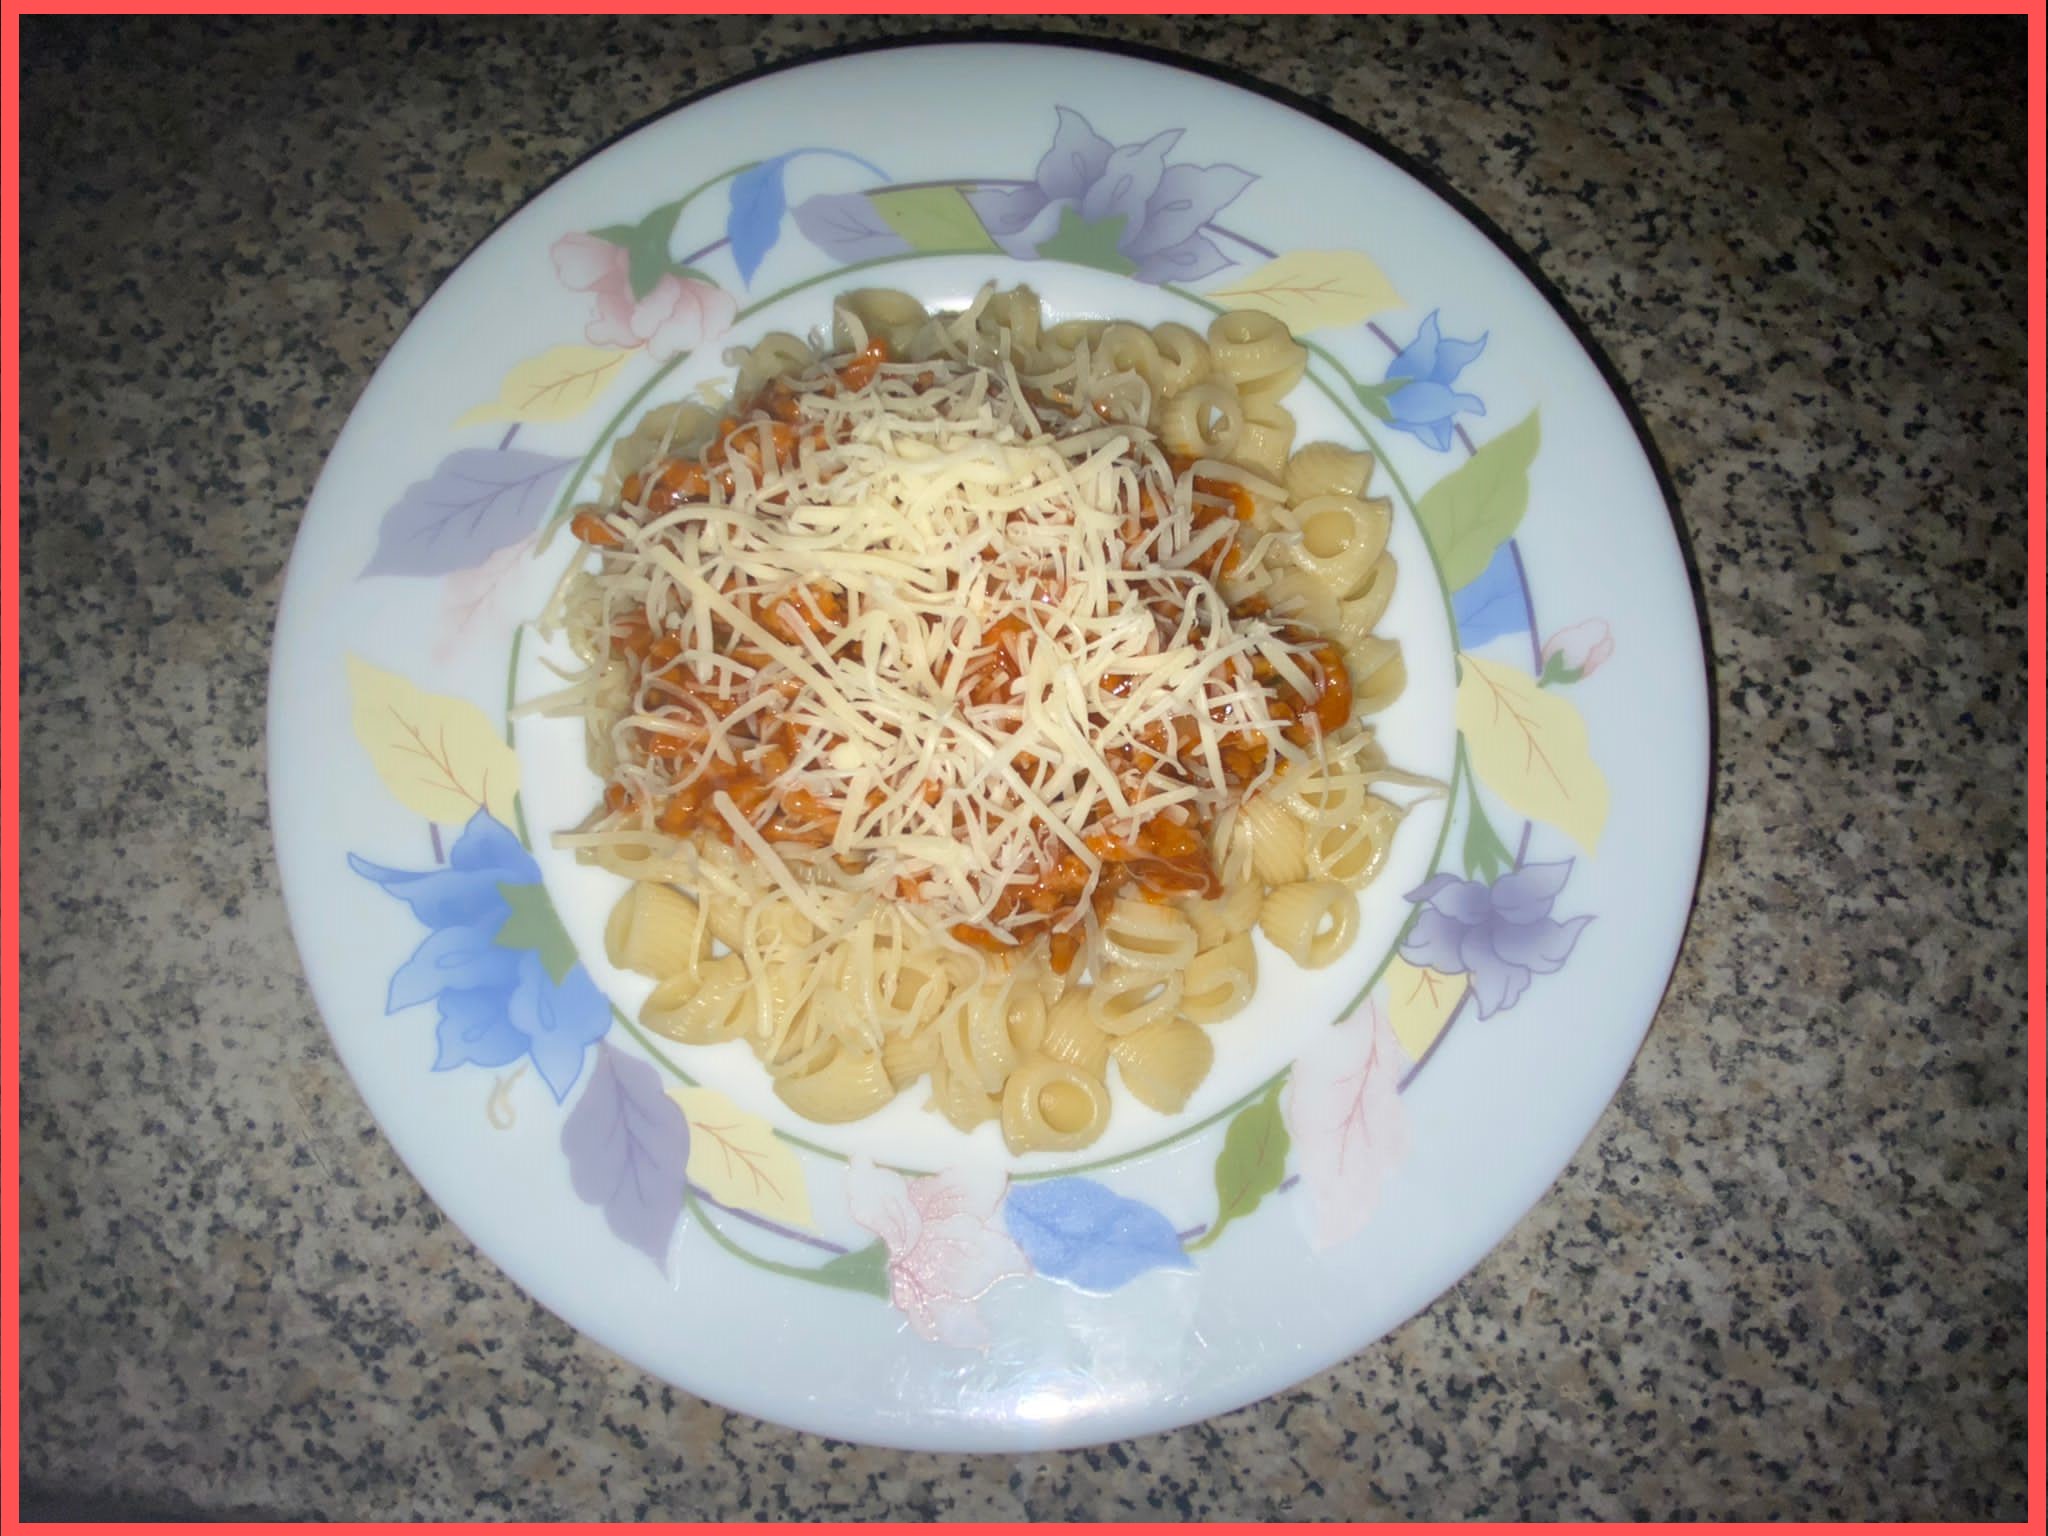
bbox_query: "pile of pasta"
[534,284,1414,1153]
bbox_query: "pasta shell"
[1149,322,1214,393]
[1005,983,1049,1058]
[1305,796,1402,885]
[604,881,707,980]
[1285,441,1375,501]
[937,983,1019,1096]
[1259,880,1360,969]
[773,1042,895,1124]
[926,1053,1001,1131]
[640,955,748,1044]
[1335,556,1398,642]
[1344,637,1407,717]
[833,288,929,354]
[881,1026,939,1089]
[1182,934,1258,1024]
[1157,380,1245,461]
[1040,990,1111,1078]
[1240,794,1310,887]
[1186,875,1263,950]
[1089,964,1185,1037]
[1290,494,1390,598]
[1110,1019,1216,1115]
[1001,1056,1111,1154]
[1100,896,1198,972]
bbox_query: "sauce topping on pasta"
[567,332,1352,969]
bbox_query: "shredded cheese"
[562,338,1347,944]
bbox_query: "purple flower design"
[350,810,611,1101]
[1400,860,1591,1019]
[965,107,1253,284]
[1375,311,1488,451]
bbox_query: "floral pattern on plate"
[338,103,1616,1347]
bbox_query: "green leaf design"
[1538,651,1580,688]
[805,1240,890,1296]
[590,209,670,301]
[592,198,716,299]
[1354,381,1395,422]
[868,186,997,254]
[1412,410,1542,590]
[1036,209,1138,276]
[1462,792,1513,882]
[1191,1078,1290,1250]
[596,162,770,297]
[494,882,579,982]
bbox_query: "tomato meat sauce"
[573,340,1353,968]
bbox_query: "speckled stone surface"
[16,15,2029,1521]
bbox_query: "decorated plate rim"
[267,37,1710,1451]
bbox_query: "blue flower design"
[1399,860,1591,1018]
[1003,1177,1190,1294]
[966,107,1253,284]
[1375,311,1488,451]
[350,810,610,1102]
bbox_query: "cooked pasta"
[1181,933,1258,1024]
[832,288,929,355]
[1185,872,1263,950]
[1156,378,1245,461]
[604,880,707,981]
[1304,793,1401,885]
[927,1050,1002,1130]
[1039,991,1113,1079]
[772,1040,894,1123]
[1258,567,1342,639]
[1232,384,1299,483]
[640,954,749,1044]
[533,283,1416,1152]
[1089,963,1186,1038]
[1209,309,1309,400]
[1343,635,1404,715]
[1109,1017,1216,1115]
[1099,896,1199,973]
[1284,441,1373,500]
[1258,879,1360,969]
[1149,322,1213,394]
[1239,791,1310,887]
[1336,564,1398,644]
[880,1024,939,1089]
[1291,494,1390,596]
[1001,1056,1111,1152]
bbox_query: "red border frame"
[0,5,2040,1531]
[2025,0,2045,1530]
[4,3,24,1531]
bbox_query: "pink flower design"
[1282,999,1411,1252]
[550,232,736,362]
[433,535,533,664]
[846,1156,1030,1349]
[1540,619,1614,682]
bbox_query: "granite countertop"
[17,15,2028,1520]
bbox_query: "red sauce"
[576,347,1354,961]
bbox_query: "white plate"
[269,40,1708,1452]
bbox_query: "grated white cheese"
[569,344,1346,940]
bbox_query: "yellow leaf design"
[1203,250,1403,333]
[668,1086,814,1229]
[1383,956,1465,1063]
[1456,653,1609,855]
[346,656,520,827]
[455,345,629,427]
